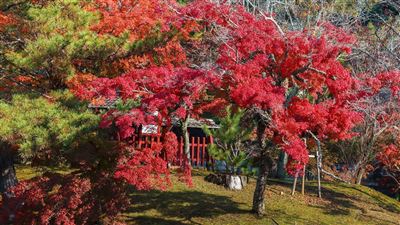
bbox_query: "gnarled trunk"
[252,157,269,215]
[251,119,272,216]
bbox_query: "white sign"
[141,125,158,134]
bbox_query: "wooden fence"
[133,133,214,168]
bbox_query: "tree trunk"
[182,114,191,166]
[252,156,269,215]
[0,145,18,223]
[291,171,299,195]
[0,146,18,194]
[356,167,365,185]
[252,119,272,216]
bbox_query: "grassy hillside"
[123,170,400,225]
[16,167,400,225]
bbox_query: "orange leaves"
[179,20,202,40]
[89,0,200,69]
[378,145,400,169]
[117,55,152,70]
[0,12,15,30]
[91,0,177,41]
[66,73,97,100]
[0,74,42,93]
[155,40,187,65]
[90,97,106,107]
[15,75,34,83]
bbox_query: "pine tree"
[203,107,253,175]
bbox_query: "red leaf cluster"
[376,144,400,193]
[1,173,129,225]
[0,12,15,31]
[114,132,180,190]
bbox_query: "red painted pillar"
[202,137,206,167]
[191,137,195,165]
[197,137,200,166]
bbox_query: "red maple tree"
[179,1,362,214]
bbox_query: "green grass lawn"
[16,167,400,225]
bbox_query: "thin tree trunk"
[291,171,299,195]
[309,131,322,198]
[316,145,322,198]
[182,114,191,166]
[356,167,365,185]
[301,164,306,195]
[252,156,269,216]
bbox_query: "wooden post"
[301,164,306,195]
[308,131,322,198]
[291,171,299,195]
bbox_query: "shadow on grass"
[127,216,188,225]
[125,190,248,225]
[268,180,360,216]
[269,179,400,223]
[349,186,400,213]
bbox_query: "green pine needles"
[0,91,99,164]
[203,107,254,175]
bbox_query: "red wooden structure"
[133,132,214,168]
[89,99,218,168]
